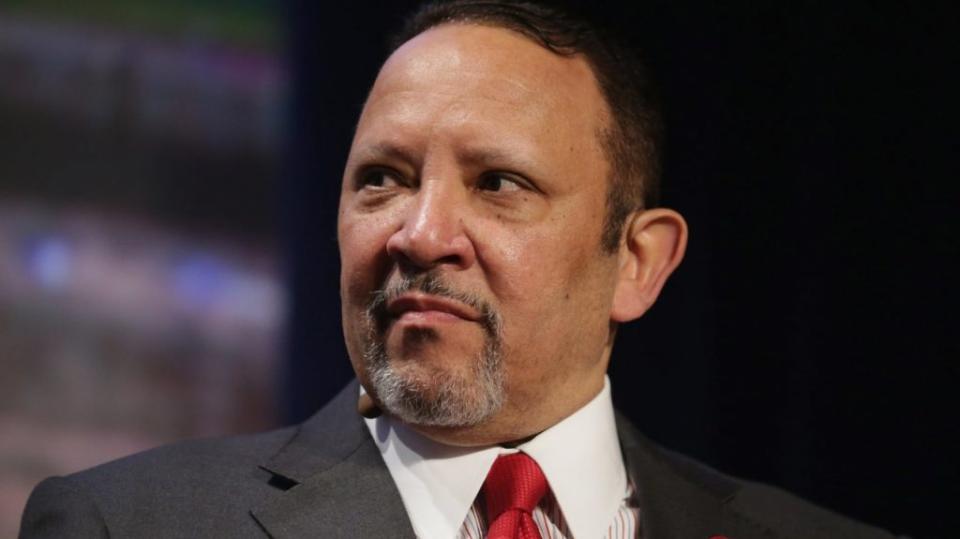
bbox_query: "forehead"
[353,24,610,170]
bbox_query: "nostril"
[394,253,422,275]
[392,247,464,273]
[435,253,463,266]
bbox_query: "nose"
[385,181,477,271]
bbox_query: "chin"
[363,333,505,429]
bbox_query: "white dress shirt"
[364,376,636,539]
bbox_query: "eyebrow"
[458,146,513,166]
[353,142,420,166]
[459,146,543,181]
[354,141,540,174]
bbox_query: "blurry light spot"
[171,253,227,311]
[23,235,73,290]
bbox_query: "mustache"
[366,272,501,338]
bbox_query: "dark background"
[282,2,957,538]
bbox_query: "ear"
[610,208,688,322]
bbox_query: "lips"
[386,292,481,323]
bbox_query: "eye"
[356,167,404,190]
[477,172,525,193]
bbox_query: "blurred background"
[0,1,284,535]
[1,1,956,538]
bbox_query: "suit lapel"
[250,381,416,538]
[250,382,738,539]
[616,414,738,539]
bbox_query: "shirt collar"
[364,376,626,539]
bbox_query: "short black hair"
[391,0,662,252]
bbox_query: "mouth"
[386,292,482,325]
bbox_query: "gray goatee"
[362,273,504,427]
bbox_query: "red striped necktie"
[482,453,548,539]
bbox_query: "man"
[21,2,900,538]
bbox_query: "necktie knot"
[482,453,547,538]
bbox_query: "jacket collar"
[616,413,739,538]
[250,380,739,539]
[250,380,416,538]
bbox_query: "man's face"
[338,24,621,445]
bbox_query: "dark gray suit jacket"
[20,380,898,538]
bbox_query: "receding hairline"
[386,20,607,94]
[381,20,619,175]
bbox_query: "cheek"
[478,217,616,355]
[338,214,395,304]
[477,215,604,302]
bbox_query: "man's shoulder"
[20,382,371,538]
[728,477,898,538]
[21,426,299,538]
[68,425,298,494]
[653,441,901,538]
[615,414,900,538]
